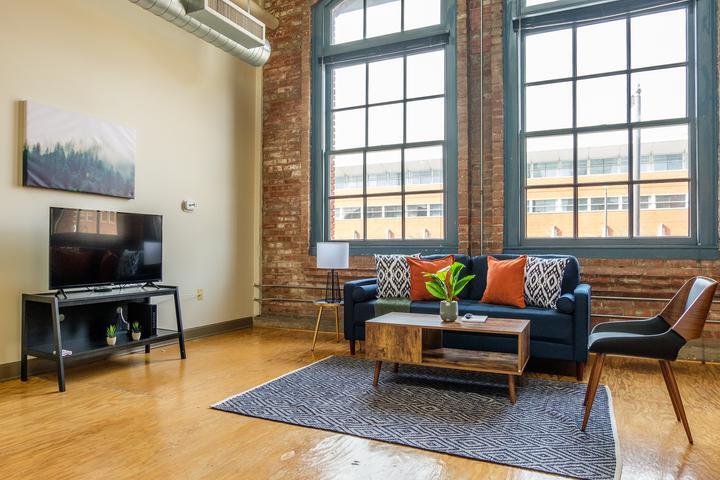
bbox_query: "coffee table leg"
[393,363,399,373]
[508,375,516,404]
[373,361,383,386]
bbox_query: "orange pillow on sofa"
[480,256,527,308]
[407,256,455,301]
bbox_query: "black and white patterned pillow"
[375,254,419,298]
[524,257,568,309]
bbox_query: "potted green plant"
[106,324,117,346]
[424,262,476,322]
[131,322,142,341]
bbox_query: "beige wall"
[0,0,261,365]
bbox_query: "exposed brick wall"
[260,0,720,335]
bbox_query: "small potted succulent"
[106,324,117,346]
[424,262,475,322]
[131,322,142,341]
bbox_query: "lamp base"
[324,270,341,303]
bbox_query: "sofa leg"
[576,361,586,382]
[349,340,356,355]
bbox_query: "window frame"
[503,0,718,259]
[311,0,459,255]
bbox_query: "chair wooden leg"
[583,354,602,406]
[373,361,382,386]
[349,340,356,355]
[659,361,681,422]
[663,360,694,444]
[582,353,605,431]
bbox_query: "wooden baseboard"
[0,317,253,383]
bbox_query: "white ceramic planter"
[106,336,117,346]
[131,331,141,341]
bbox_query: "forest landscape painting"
[22,101,135,198]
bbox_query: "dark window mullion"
[401,53,408,240]
[363,61,369,240]
[626,15,635,239]
[572,25,579,239]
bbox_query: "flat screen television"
[49,207,163,289]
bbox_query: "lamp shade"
[317,242,349,269]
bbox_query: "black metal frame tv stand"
[22,285,186,392]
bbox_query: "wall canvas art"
[22,101,136,199]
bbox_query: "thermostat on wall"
[182,200,197,212]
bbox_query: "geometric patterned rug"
[213,356,620,480]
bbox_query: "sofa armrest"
[573,283,592,362]
[343,278,377,341]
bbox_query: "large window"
[311,0,457,253]
[504,0,717,258]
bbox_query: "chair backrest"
[660,276,718,341]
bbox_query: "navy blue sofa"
[343,254,591,380]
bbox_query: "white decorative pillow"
[524,257,568,309]
[375,254,419,298]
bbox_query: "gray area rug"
[213,356,620,480]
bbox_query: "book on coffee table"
[460,315,488,323]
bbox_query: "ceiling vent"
[183,0,265,49]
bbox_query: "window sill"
[503,244,719,260]
[310,242,458,257]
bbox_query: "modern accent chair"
[582,276,718,444]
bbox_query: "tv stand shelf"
[21,285,186,392]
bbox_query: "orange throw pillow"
[480,256,527,308]
[407,256,455,301]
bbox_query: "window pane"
[525,187,574,238]
[332,108,366,149]
[636,182,689,237]
[367,195,402,239]
[577,20,626,76]
[577,130,628,183]
[578,185,629,238]
[406,195,444,239]
[331,0,364,45]
[368,57,403,104]
[332,64,366,109]
[368,103,403,146]
[330,153,363,195]
[405,145,443,191]
[632,9,686,69]
[406,98,444,142]
[366,0,401,38]
[631,67,686,122]
[577,74,627,127]
[366,149,401,194]
[525,82,572,132]
[404,0,441,31]
[524,29,572,83]
[407,50,445,99]
[635,125,688,181]
[525,135,573,186]
[330,197,364,240]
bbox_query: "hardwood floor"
[1,326,720,479]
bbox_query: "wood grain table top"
[367,312,529,335]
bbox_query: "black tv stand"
[92,286,114,293]
[141,282,161,289]
[21,285,186,392]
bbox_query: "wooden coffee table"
[365,312,530,403]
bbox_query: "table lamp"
[317,242,349,303]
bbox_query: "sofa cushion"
[481,256,527,308]
[374,254,418,298]
[408,300,574,343]
[408,255,454,301]
[524,256,569,309]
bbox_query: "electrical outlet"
[196,289,204,301]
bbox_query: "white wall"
[0,0,261,365]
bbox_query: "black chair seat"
[588,329,685,361]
